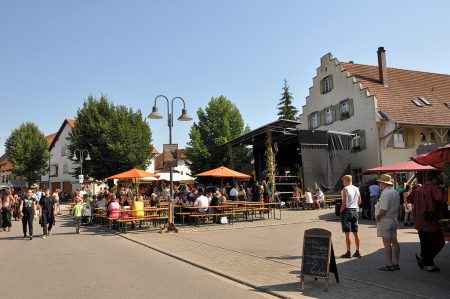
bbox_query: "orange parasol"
[195,166,251,179]
[106,168,160,180]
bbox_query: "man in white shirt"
[194,190,209,213]
[229,185,238,201]
[375,174,400,271]
[340,175,362,258]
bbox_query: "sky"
[1,0,450,156]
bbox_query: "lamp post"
[72,149,91,184]
[148,95,192,233]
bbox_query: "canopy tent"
[106,168,160,180]
[195,166,251,179]
[411,144,450,170]
[139,172,195,182]
[364,160,436,174]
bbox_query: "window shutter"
[307,114,311,129]
[360,130,366,149]
[407,128,416,148]
[349,98,354,117]
[333,104,339,121]
[329,74,333,91]
[320,79,324,94]
[319,110,325,126]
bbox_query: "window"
[320,75,333,94]
[311,112,319,128]
[351,130,366,151]
[444,103,450,109]
[340,99,350,119]
[393,130,406,148]
[61,145,66,156]
[418,97,432,105]
[411,99,423,107]
[63,164,69,174]
[324,106,333,124]
[50,164,58,177]
[351,168,362,186]
[420,132,426,142]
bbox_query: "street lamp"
[148,95,192,233]
[72,149,91,184]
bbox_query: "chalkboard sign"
[300,228,338,291]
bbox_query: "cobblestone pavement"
[89,207,449,299]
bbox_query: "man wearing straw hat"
[375,174,400,271]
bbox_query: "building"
[147,148,194,183]
[41,119,79,192]
[298,47,450,181]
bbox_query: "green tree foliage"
[67,95,153,180]
[185,95,251,175]
[277,79,298,120]
[5,122,51,187]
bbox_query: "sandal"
[415,253,424,269]
[392,264,400,270]
[378,265,395,271]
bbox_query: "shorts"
[341,209,359,233]
[377,218,397,239]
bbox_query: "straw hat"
[214,191,221,197]
[377,174,394,185]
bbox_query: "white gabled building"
[41,119,79,193]
[299,47,450,184]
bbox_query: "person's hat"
[377,174,394,185]
[214,191,221,197]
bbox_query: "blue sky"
[1,0,450,156]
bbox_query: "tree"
[5,122,51,187]
[185,95,251,175]
[277,79,298,120]
[67,95,153,180]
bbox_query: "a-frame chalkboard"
[300,228,339,291]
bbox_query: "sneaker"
[352,251,362,258]
[42,235,47,239]
[29,236,33,240]
[48,232,52,236]
[341,251,351,258]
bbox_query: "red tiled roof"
[46,133,57,145]
[66,119,76,127]
[0,159,13,172]
[152,147,159,155]
[340,62,450,127]
[49,119,76,150]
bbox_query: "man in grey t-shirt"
[375,174,400,271]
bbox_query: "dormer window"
[411,99,423,107]
[418,96,432,105]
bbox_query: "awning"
[364,160,436,174]
[411,144,450,170]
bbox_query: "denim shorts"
[341,209,359,232]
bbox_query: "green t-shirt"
[73,204,83,217]
[86,197,94,206]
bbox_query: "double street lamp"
[72,149,91,184]
[148,95,192,233]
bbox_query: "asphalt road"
[0,216,274,299]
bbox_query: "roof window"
[411,99,423,107]
[418,96,432,105]
[444,103,450,109]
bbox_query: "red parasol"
[411,144,450,170]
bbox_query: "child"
[72,198,83,234]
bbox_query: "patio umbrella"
[106,168,160,197]
[195,166,251,187]
[106,168,160,180]
[411,144,450,170]
[365,160,436,174]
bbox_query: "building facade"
[298,47,450,181]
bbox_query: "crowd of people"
[338,172,448,273]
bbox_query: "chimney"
[377,47,388,86]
